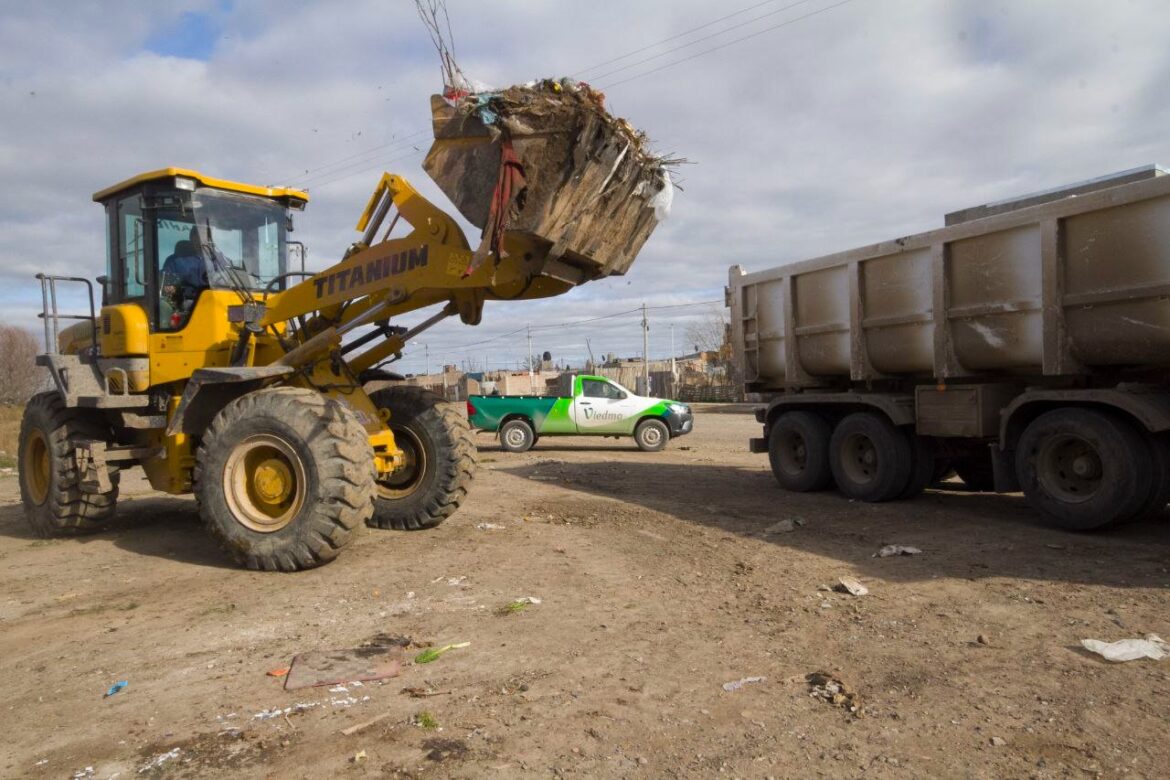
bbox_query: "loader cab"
[92,168,308,336]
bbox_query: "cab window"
[116,195,146,300]
[582,379,625,400]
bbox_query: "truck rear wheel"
[500,418,536,453]
[1015,408,1152,530]
[898,432,937,500]
[194,387,374,571]
[367,386,477,530]
[634,418,669,452]
[829,412,913,502]
[18,392,120,537]
[767,411,833,492]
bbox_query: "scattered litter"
[72,768,95,779]
[977,634,991,646]
[875,545,923,558]
[341,711,394,736]
[1045,543,1067,550]
[284,640,404,691]
[350,750,367,764]
[475,523,505,530]
[764,519,796,534]
[834,577,869,596]
[266,667,290,678]
[104,680,128,698]
[806,671,863,715]
[34,759,47,767]
[138,748,181,774]
[1080,634,1170,662]
[722,676,766,693]
[990,736,1007,747]
[253,702,319,720]
[402,687,451,698]
[414,642,471,665]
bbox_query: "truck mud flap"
[749,437,768,454]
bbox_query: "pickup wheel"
[19,392,120,537]
[1015,408,1152,530]
[368,386,478,529]
[767,411,833,492]
[500,418,536,453]
[829,412,913,502]
[194,387,374,571]
[634,418,669,452]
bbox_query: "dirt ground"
[1,404,1169,779]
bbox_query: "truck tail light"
[466,400,477,417]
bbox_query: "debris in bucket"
[415,2,679,279]
[875,545,923,558]
[1080,634,1170,662]
[834,577,869,596]
[806,672,863,715]
[722,676,766,693]
[103,680,127,698]
[414,641,471,665]
[284,640,404,691]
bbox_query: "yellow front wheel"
[195,387,375,571]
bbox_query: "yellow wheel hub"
[253,458,293,504]
[24,428,51,505]
[223,434,307,533]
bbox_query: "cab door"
[572,378,642,434]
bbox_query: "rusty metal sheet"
[283,644,404,691]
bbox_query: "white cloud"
[1,0,1167,372]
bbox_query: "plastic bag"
[1081,634,1169,662]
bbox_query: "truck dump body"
[729,167,1170,532]
[728,166,1170,389]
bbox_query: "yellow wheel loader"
[16,167,621,570]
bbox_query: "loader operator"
[161,228,210,313]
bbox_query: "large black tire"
[1132,432,1170,521]
[18,392,120,537]
[829,412,913,502]
[1015,408,1152,531]
[500,418,536,453]
[767,411,833,492]
[367,386,477,530]
[953,455,995,492]
[194,387,374,571]
[634,418,669,452]
[898,432,937,500]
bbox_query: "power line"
[600,0,855,90]
[289,129,431,186]
[414,298,724,358]
[570,0,797,78]
[280,0,850,189]
[585,0,819,84]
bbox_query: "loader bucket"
[422,81,672,280]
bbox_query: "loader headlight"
[175,176,197,191]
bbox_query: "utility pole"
[424,344,430,376]
[670,322,677,394]
[527,324,534,381]
[641,302,650,395]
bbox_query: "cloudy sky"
[2,0,1167,374]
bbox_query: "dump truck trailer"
[727,165,1170,530]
